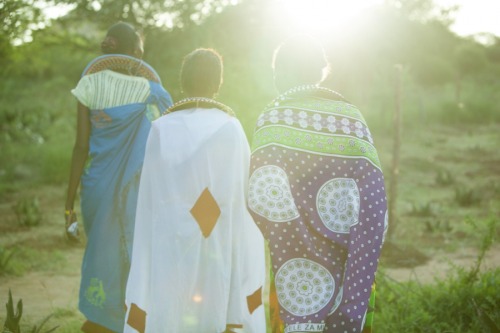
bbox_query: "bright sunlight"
[274,0,383,36]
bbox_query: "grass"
[0,246,17,275]
[0,247,66,276]
[435,169,455,186]
[375,217,499,333]
[454,186,483,207]
[375,267,500,332]
[408,202,436,218]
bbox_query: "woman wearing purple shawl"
[248,35,388,333]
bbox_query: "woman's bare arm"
[65,102,91,217]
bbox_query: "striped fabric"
[72,70,150,110]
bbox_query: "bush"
[13,196,43,227]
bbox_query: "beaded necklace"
[268,84,346,108]
[163,97,235,117]
[83,54,161,83]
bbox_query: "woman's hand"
[65,209,80,242]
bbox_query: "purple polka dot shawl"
[248,87,388,333]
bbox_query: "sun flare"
[275,0,383,35]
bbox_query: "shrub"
[13,197,43,227]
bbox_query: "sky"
[274,0,500,43]
[437,0,500,37]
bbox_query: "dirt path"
[383,245,500,283]
[0,249,83,324]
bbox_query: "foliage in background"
[0,0,44,45]
[57,0,239,31]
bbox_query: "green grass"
[375,217,499,333]
[0,246,67,276]
[375,267,500,332]
[0,246,17,275]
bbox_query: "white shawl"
[124,108,266,333]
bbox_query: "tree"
[0,0,43,66]
[384,0,457,25]
[453,42,488,103]
[61,0,240,31]
[0,0,46,43]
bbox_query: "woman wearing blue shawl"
[64,22,173,333]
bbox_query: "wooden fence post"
[388,64,402,239]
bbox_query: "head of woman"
[273,34,330,93]
[180,48,223,98]
[101,22,144,58]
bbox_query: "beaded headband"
[164,97,235,117]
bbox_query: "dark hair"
[273,35,330,92]
[180,48,223,98]
[101,22,143,57]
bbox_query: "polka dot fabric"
[249,91,387,333]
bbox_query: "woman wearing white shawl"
[124,48,266,333]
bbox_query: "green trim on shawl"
[252,125,381,169]
[253,93,381,169]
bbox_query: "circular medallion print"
[316,178,360,233]
[248,165,299,222]
[275,259,335,316]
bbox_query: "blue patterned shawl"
[77,55,172,332]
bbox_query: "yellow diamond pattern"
[190,188,221,238]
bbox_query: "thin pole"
[388,64,402,239]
